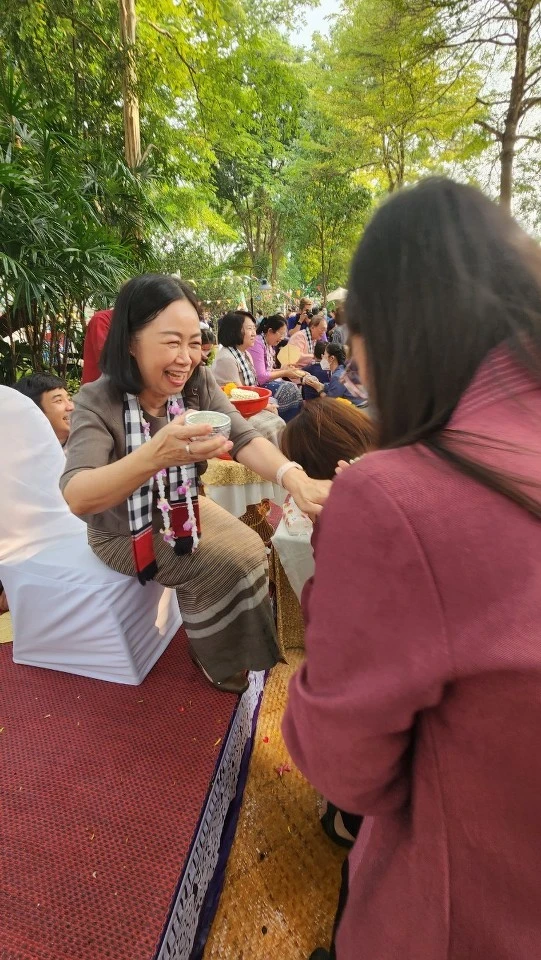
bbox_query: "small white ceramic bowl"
[185,410,231,439]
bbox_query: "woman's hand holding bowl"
[146,415,233,471]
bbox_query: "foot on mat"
[189,647,249,695]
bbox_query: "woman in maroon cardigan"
[283,178,541,960]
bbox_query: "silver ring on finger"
[185,443,191,455]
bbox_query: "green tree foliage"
[282,117,371,299]
[421,0,541,211]
[211,32,308,284]
[0,67,147,381]
[3,0,534,388]
[311,0,486,192]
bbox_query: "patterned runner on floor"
[204,651,346,959]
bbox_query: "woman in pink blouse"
[249,315,303,421]
[284,178,541,960]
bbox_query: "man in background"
[287,297,313,334]
[330,305,348,346]
[13,373,74,446]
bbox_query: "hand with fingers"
[335,457,361,476]
[303,374,325,394]
[281,366,304,380]
[282,470,332,521]
[146,415,233,471]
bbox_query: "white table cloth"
[271,516,314,602]
[201,459,286,519]
[205,480,286,518]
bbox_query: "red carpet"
[0,629,239,960]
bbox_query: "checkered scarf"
[305,328,314,353]
[227,347,258,386]
[124,393,200,584]
[262,336,276,376]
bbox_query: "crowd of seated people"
[303,343,367,407]
[2,295,356,623]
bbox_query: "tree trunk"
[119,0,141,170]
[269,211,281,285]
[499,127,516,212]
[270,243,279,286]
[3,286,15,383]
[499,1,532,211]
[319,227,327,303]
[71,1,80,136]
[397,133,405,189]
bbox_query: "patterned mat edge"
[156,671,265,960]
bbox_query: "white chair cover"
[0,386,181,683]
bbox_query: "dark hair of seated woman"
[256,314,286,336]
[280,397,375,480]
[218,310,255,347]
[326,341,348,366]
[201,327,215,346]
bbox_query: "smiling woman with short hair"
[61,273,330,694]
[212,309,288,443]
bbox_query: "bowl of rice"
[185,410,231,439]
[225,386,272,418]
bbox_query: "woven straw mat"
[204,651,346,960]
[0,613,13,644]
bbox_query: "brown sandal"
[189,647,249,695]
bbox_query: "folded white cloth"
[282,495,313,536]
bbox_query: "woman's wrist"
[276,460,304,488]
[135,439,159,476]
[279,463,306,492]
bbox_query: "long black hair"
[347,177,541,515]
[100,273,200,394]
